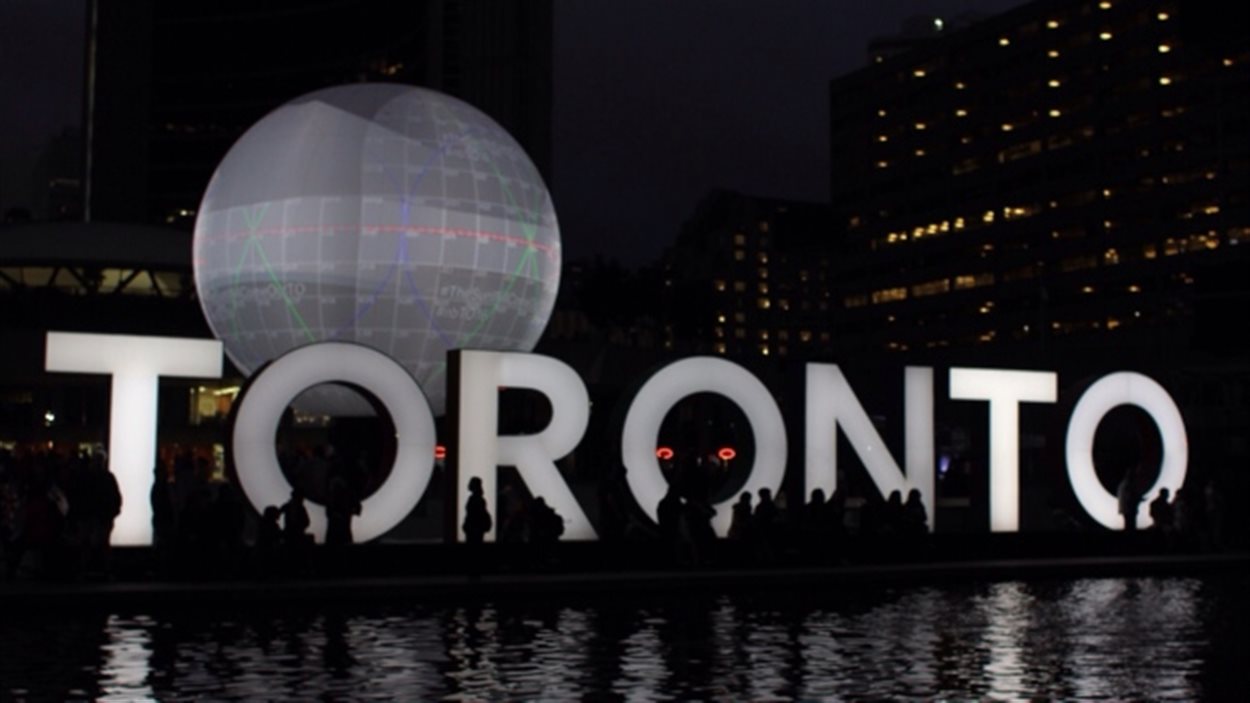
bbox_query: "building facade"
[827,0,1248,365]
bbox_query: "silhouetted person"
[282,489,311,546]
[1117,467,1143,532]
[1172,486,1201,550]
[800,489,826,559]
[903,489,928,536]
[656,482,688,566]
[78,454,121,577]
[753,488,779,562]
[1149,488,1174,532]
[462,477,492,544]
[728,492,753,542]
[657,483,684,544]
[884,490,905,536]
[150,465,174,548]
[681,486,717,566]
[529,497,564,544]
[325,474,361,547]
[255,505,282,575]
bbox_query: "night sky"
[1,0,1026,264]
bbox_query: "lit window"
[759,345,770,356]
[870,287,908,304]
[1049,109,1062,118]
[954,81,967,90]
[714,279,727,292]
[933,18,944,31]
[913,68,927,78]
[1082,285,1095,294]
[983,210,996,223]
[715,342,727,355]
[955,108,968,117]
[914,122,927,130]
[876,160,889,169]
[999,37,1011,47]
[1158,44,1171,53]
[1157,11,1170,20]
[877,108,888,117]
[1048,79,1061,88]
[1159,76,1173,86]
[1098,1,1111,9]
[734,250,745,261]
[1001,123,1014,132]
[717,313,727,323]
[915,149,926,157]
[733,233,746,246]
[758,282,769,294]
[876,134,889,143]
[1048,49,1061,58]
[1046,19,1060,29]
[1128,284,1141,293]
[757,298,771,310]
[1100,31,1113,41]
[733,281,746,292]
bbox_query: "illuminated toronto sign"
[45,332,1188,545]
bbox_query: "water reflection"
[0,576,1240,699]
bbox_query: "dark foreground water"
[2,575,1246,700]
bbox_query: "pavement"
[1,550,1245,609]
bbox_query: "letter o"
[621,357,787,536]
[232,342,436,543]
[1065,372,1187,530]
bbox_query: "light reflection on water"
[1,576,1242,700]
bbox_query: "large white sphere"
[193,84,560,415]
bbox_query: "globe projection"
[193,84,560,415]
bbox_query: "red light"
[434,444,447,460]
[717,447,737,461]
[656,447,674,461]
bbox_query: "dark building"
[85,0,553,227]
[827,0,1249,366]
[660,189,835,362]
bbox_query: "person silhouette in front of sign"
[281,488,312,572]
[463,477,492,544]
[1117,463,1144,532]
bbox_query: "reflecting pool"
[1,575,1244,700]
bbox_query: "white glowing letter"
[949,367,1057,532]
[620,356,787,537]
[805,365,935,529]
[1065,371,1187,530]
[450,350,593,541]
[232,342,436,543]
[45,332,223,546]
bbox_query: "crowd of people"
[1,446,122,579]
[0,442,1238,581]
